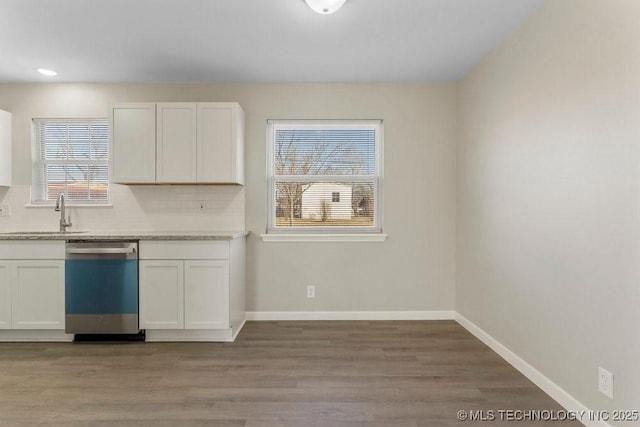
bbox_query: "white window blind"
[32,119,109,204]
[267,120,383,232]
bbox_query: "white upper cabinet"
[197,103,244,184]
[157,103,197,183]
[0,110,11,187]
[110,103,157,183]
[110,102,244,185]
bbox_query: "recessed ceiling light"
[37,68,58,76]
[305,0,347,14]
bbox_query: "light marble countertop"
[0,230,248,241]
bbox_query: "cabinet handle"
[66,245,137,255]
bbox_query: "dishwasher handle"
[66,244,137,255]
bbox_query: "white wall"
[0,83,457,313]
[457,0,640,418]
[0,184,244,232]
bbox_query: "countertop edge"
[0,231,249,241]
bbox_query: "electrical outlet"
[0,204,10,217]
[306,285,316,298]
[598,367,614,399]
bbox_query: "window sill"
[260,233,388,243]
[24,203,114,209]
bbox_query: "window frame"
[31,118,110,205]
[266,119,384,235]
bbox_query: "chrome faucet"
[54,193,72,232]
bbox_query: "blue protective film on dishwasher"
[65,259,138,314]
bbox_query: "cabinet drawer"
[139,240,229,260]
[0,241,65,259]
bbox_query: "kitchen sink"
[1,231,87,235]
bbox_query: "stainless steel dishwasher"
[65,241,139,335]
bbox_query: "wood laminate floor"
[0,321,581,426]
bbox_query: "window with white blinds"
[31,119,109,204]
[267,120,383,232]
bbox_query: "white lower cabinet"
[140,260,184,329]
[0,261,65,330]
[141,259,230,330]
[184,260,229,329]
[0,238,245,342]
[139,240,242,341]
[0,240,66,337]
[0,262,11,329]
[12,261,64,329]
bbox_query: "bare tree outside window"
[320,199,332,221]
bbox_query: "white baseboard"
[246,310,455,321]
[146,315,248,343]
[231,316,247,341]
[454,313,611,427]
[145,328,234,342]
[0,330,73,342]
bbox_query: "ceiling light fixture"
[305,0,347,14]
[37,68,57,76]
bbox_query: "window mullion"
[275,175,374,183]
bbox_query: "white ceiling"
[0,0,543,84]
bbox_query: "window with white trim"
[31,119,109,204]
[267,120,383,233]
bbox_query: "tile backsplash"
[0,184,245,232]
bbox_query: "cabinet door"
[140,260,184,329]
[157,103,197,183]
[0,109,11,187]
[12,261,64,329]
[0,262,11,329]
[184,260,229,329]
[197,103,244,184]
[110,103,156,183]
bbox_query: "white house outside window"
[31,119,109,204]
[267,120,383,235]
